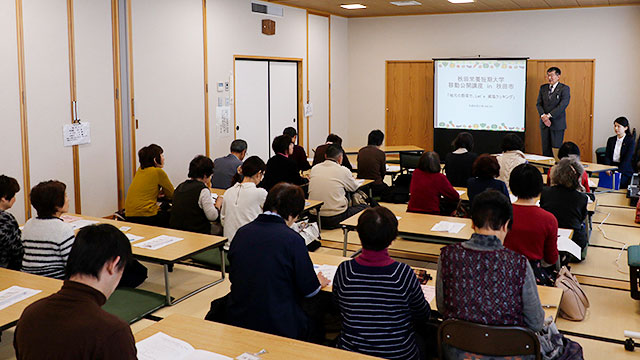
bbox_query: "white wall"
[346,6,640,155]
[330,15,349,143]
[206,0,308,159]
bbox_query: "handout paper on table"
[126,234,144,242]
[133,235,183,250]
[119,226,131,232]
[305,201,311,206]
[314,264,338,287]
[588,178,597,188]
[431,221,466,234]
[355,179,365,187]
[525,154,554,161]
[557,236,581,260]
[69,220,99,231]
[61,214,83,223]
[0,286,42,311]
[421,285,436,303]
[456,190,466,196]
[136,332,232,360]
[386,164,401,172]
[557,228,573,238]
[509,194,518,203]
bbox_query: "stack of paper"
[313,264,338,287]
[557,236,581,260]
[0,286,42,311]
[136,332,232,360]
[557,229,573,238]
[133,235,183,250]
[431,221,466,234]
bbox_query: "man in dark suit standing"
[536,67,570,158]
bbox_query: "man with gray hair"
[211,139,247,189]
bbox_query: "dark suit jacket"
[211,153,243,189]
[604,134,635,176]
[536,82,570,130]
[259,154,308,191]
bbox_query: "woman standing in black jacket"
[604,116,635,189]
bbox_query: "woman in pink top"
[407,152,460,215]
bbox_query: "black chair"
[438,318,541,360]
[399,152,422,174]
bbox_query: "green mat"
[629,245,640,267]
[103,288,166,323]
[190,248,230,272]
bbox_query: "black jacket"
[604,134,635,176]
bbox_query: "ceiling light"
[390,1,422,6]
[448,0,474,3]
[340,4,367,9]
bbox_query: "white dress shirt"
[613,135,625,163]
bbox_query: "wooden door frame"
[232,55,304,147]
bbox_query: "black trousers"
[540,125,565,157]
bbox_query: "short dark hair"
[452,132,474,151]
[547,67,561,75]
[30,180,66,218]
[614,116,632,136]
[272,135,292,154]
[232,156,266,186]
[509,164,543,199]
[283,127,297,138]
[188,155,214,179]
[558,141,581,160]
[471,190,512,231]
[138,144,163,169]
[230,139,248,153]
[263,183,305,220]
[472,154,500,179]
[357,206,398,251]
[325,144,343,160]
[0,175,20,202]
[326,134,343,145]
[65,224,133,279]
[500,133,524,152]
[367,130,384,146]
[418,151,441,173]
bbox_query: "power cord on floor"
[595,211,629,275]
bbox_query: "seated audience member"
[496,133,526,188]
[313,133,353,170]
[211,139,247,189]
[309,144,366,229]
[603,116,635,189]
[541,158,589,261]
[504,164,559,285]
[283,127,311,172]
[259,135,308,191]
[357,129,388,198]
[546,141,590,192]
[0,175,24,270]
[444,132,478,187]
[408,151,460,215]
[467,154,509,205]
[170,155,221,234]
[226,183,329,341]
[436,190,544,359]
[14,224,136,359]
[124,144,174,226]
[21,180,73,279]
[221,156,268,249]
[333,206,431,360]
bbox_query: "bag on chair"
[555,266,590,321]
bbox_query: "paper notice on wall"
[216,106,231,136]
[63,122,91,147]
[304,103,313,117]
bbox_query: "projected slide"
[434,59,527,132]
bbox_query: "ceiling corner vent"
[251,1,284,17]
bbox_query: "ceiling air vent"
[251,1,284,17]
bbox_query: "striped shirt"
[21,217,75,279]
[333,259,430,360]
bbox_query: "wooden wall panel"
[387,59,593,161]
[0,0,27,224]
[386,61,434,151]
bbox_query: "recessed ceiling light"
[448,0,474,3]
[390,1,422,6]
[340,4,367,9]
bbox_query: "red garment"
[504,204,559,264]
[407,170,460,214]
[546,168,590,192]
[355,248,395,267]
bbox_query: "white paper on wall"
[63,122,91,147]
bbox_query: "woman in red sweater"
[407,151,460,215]
[504,163,559,286]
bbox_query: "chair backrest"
[438,318,541,360]
[399,152,422,172]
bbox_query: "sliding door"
[269,61,299,149]
[235,60,270,162]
